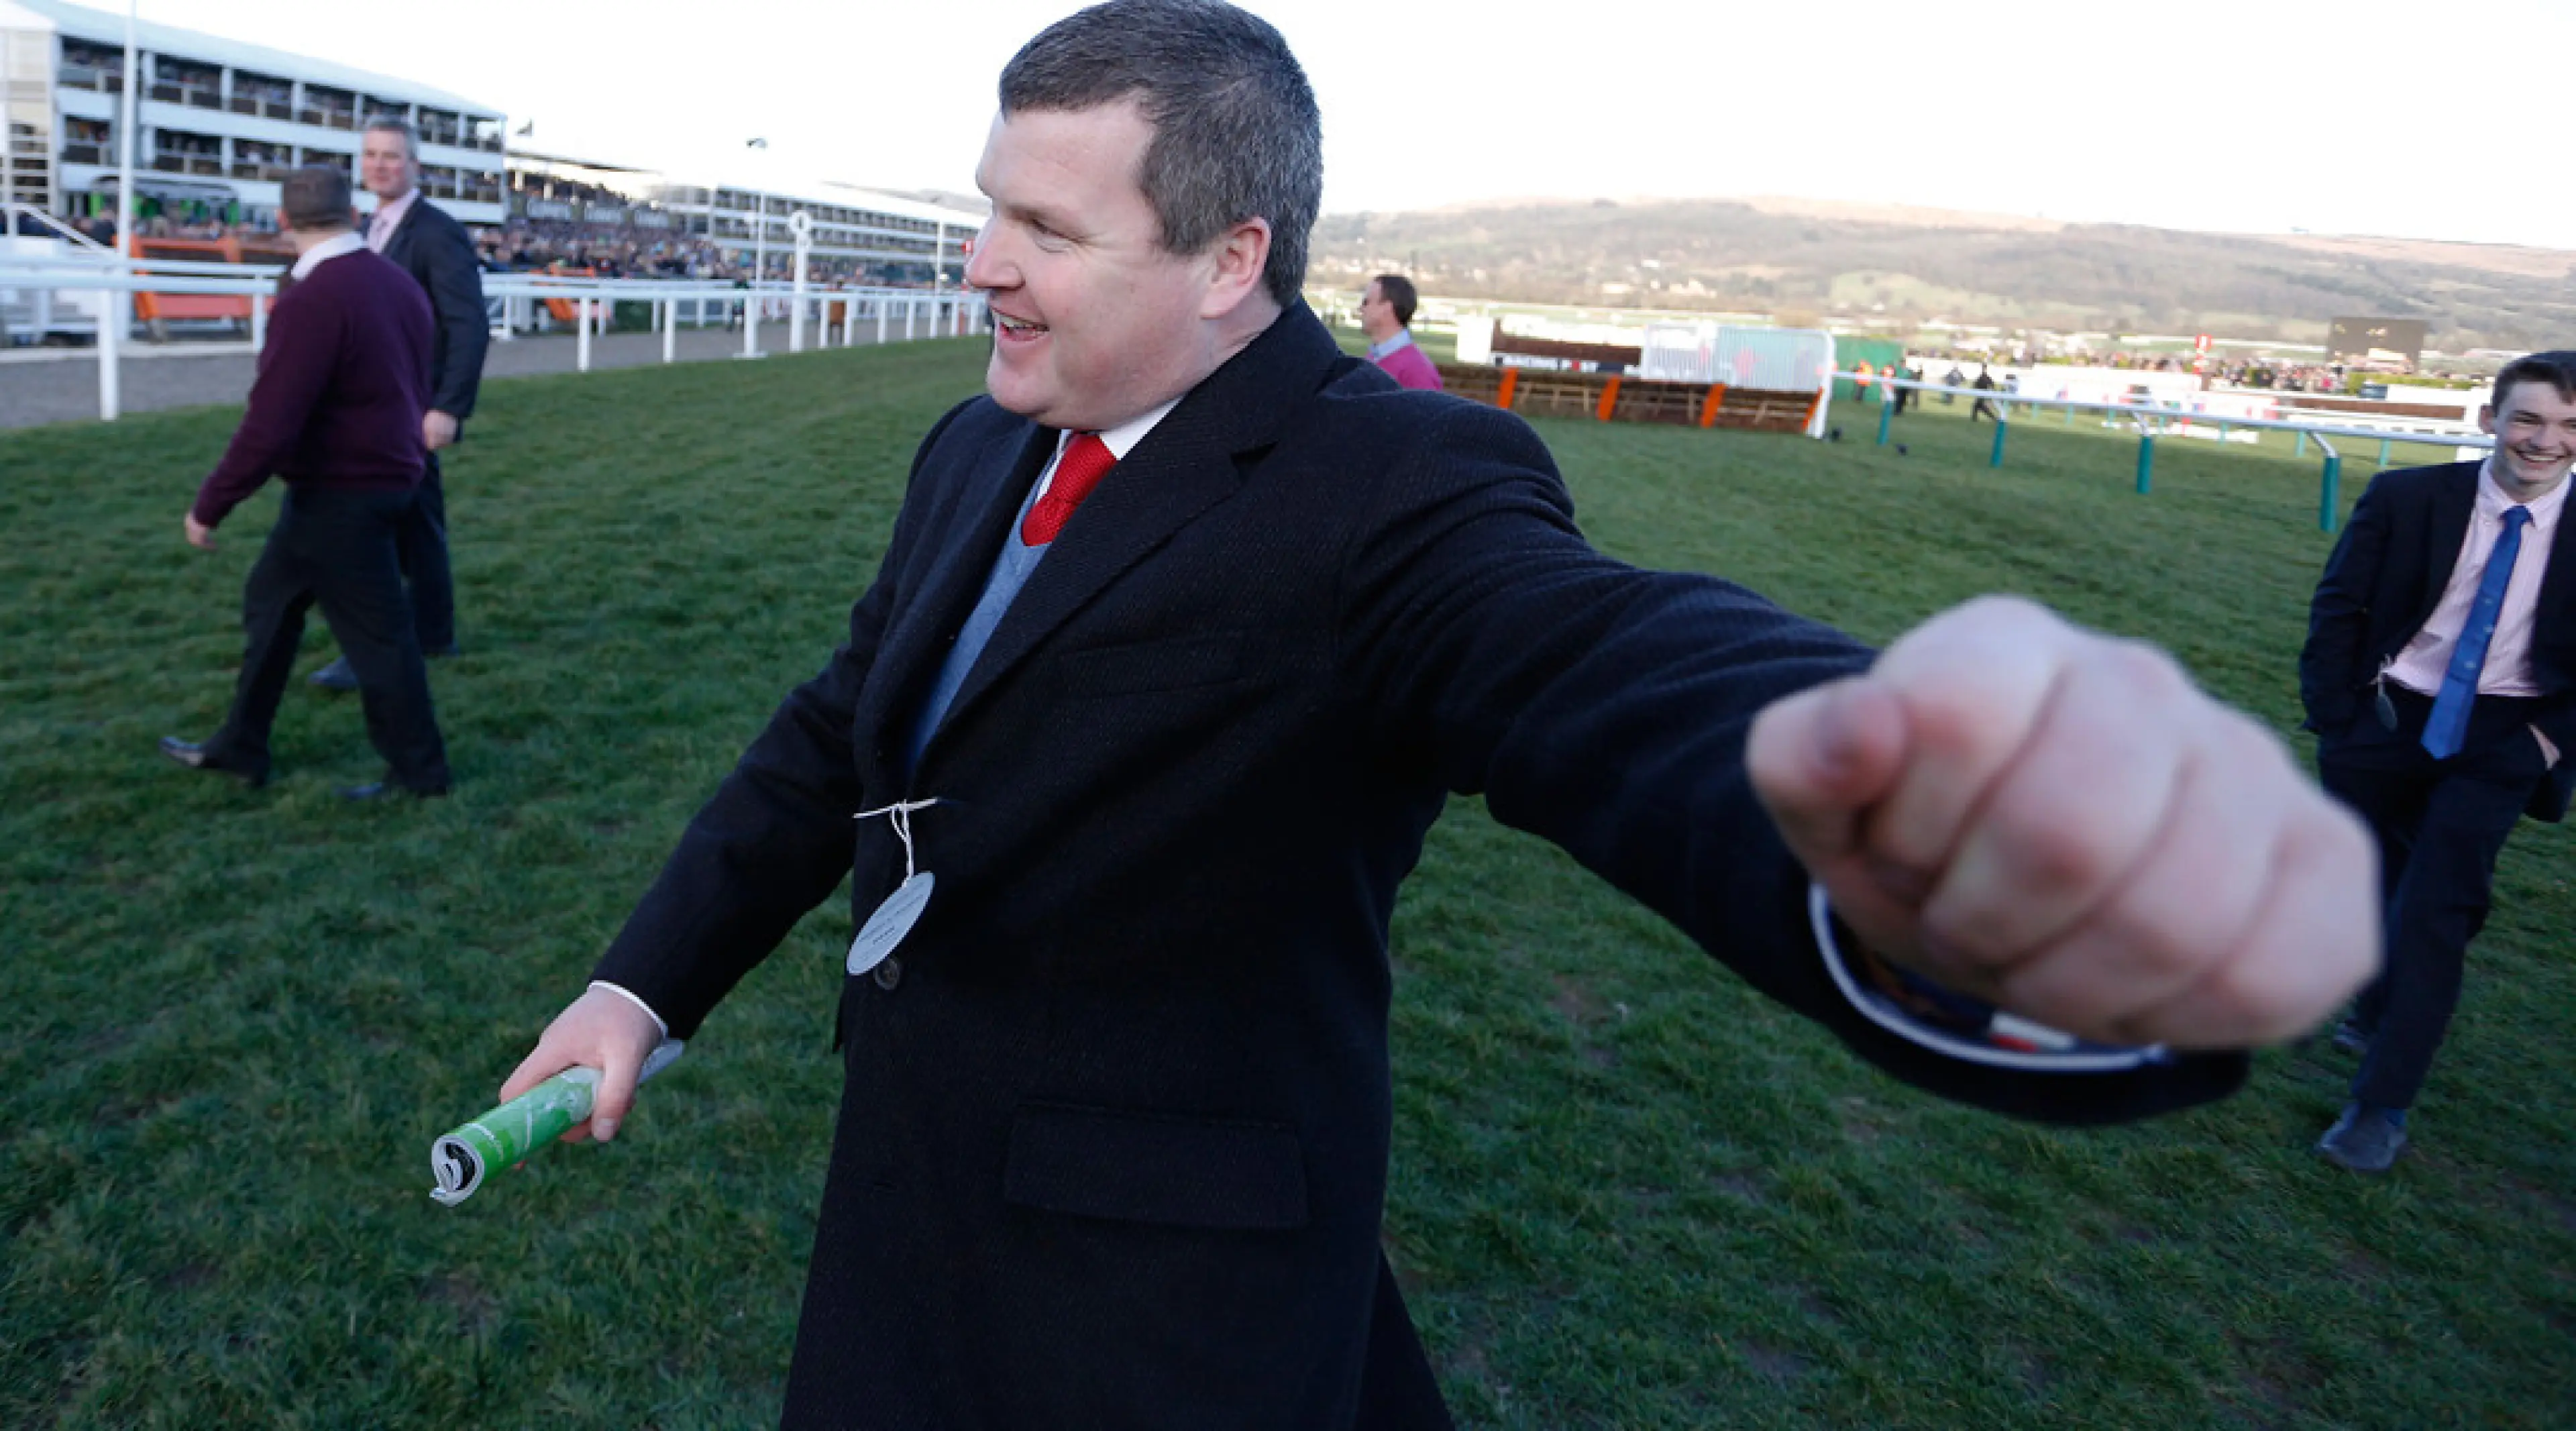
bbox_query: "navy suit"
[376,194,487,652]
[594,303,2237,1428]
[2300,460,2576,1111]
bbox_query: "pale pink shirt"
[2387,459,2570,699]
[365,188,418,253]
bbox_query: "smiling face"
[2481,378,2576,503]
[965,102,1265,433]
[360,126,417,203]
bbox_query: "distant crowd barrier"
[0,252,986,423]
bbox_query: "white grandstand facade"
[1,0,505,228]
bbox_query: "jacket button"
[872,956,904,992]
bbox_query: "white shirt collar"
[1086,397,1181,462]
[290,230,367,280]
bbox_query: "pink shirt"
[2387,460,2570,698]
[1367,331,1443,392]
[366,188,418,253]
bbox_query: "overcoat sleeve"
[1340,399,2243,1124]
[588,405,969,1035]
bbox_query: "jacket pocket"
[1004,1102,1308,1231]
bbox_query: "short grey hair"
[362,114,418,160]
[999,0,1320,308]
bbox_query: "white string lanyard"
[854,797,941,880]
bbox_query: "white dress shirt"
[288,230,366,280]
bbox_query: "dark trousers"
[205,484,451,792]
[394,452,456,653]
[2316,685,2544,1111]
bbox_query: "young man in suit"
[309,115,488,690]
[496,3,2373,1424]
[2299,350,2576,1172]
[161,165,450,800]
[1359,273,1442,390]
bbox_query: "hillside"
[1309,197,2576,350]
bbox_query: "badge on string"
[850,798,940,976]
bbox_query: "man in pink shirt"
[2300,350,2576,1171]
[1358,273,1442,391]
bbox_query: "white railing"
[0,255,986,423]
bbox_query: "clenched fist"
[1749,596,2376,1050]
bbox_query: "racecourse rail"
[1841,373,2493,533]
[0,254,988,421]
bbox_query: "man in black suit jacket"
[499,3,2373,1424]
[2299,350,2576,1172]
[310,115,488,690]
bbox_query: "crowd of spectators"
[474,219,946,286]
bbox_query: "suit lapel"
[912,303,1350,772]
[851,421,1057,796]
[382,199,422,266]
[2412,462,2480,629]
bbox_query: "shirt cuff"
[1807,882,2174,1073]
[588,980,670,1041]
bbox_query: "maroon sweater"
[191,244,437,528]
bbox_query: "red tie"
[1021,433,1116,545]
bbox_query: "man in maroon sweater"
[161,166,452,798]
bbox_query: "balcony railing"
[61,142,107,165]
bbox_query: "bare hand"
[500,987,663,1144]
[184,513,217,550]
[423,410,459,452]
[1748,595,2376,1050]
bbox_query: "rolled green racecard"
[429,1039,685,1206]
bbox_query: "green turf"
[3,346,2569,1429]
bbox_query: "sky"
[93,0,2576,248]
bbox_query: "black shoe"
[2316,1103,2408,1173]
[160,736,267,787]
[2331,1019,2373,1056]
[337,779,449,802]
[308,657,358,692]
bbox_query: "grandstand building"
[502,149,981,285]
[0,0,505,229]
[651,178,977,286]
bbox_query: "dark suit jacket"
[593,303,2240,1428]
[378,195,487,424]
[2300,459,2576,822]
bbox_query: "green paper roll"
[429,1039,684,1206]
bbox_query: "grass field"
[3,341,2571,1430]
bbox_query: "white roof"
[11,0,501,117]
[664,170,984,229]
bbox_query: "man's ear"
[1199,217,1273,320]
[2478,403,2496,438]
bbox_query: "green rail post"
[2319,454,2343,533]
[2136,432,2155,494]
[1876,395,1893,447]
[2377,437,2391,467]
[2295,429,2308,458]
[1989,415,2008,468]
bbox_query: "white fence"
[0,249,987,422]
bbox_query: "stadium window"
[62,117,110,166]
[58,40,121,92]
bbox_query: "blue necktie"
[2422,505,2532,759]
